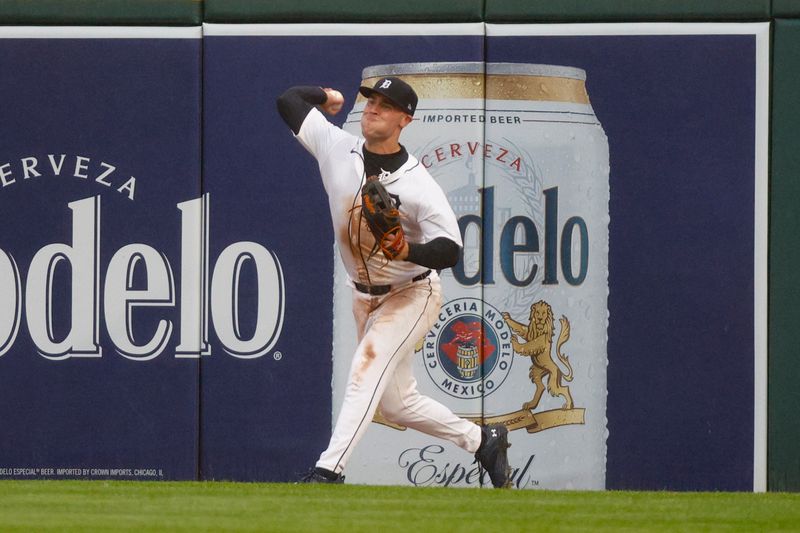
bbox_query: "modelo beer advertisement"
[0,27,203,480]
[1,23,767,491]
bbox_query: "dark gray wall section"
[0,0,201,25]
[773,0,800,17]
[204,0,482,22]
[485,0,770,22]
[769,18,800,492]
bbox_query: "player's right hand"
[321,88,344,115]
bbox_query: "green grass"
[1,481,799,532]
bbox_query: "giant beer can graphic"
[336,62,609,489]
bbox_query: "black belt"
[353,270,432,295]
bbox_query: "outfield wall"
[0,0,797,493]
[769,17,800,493]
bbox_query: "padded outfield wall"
[0,0,797,492]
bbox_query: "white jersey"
[296,108,462,286]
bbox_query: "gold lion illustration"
[502,301,574,411]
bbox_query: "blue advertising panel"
[1,22,767,490]
[201,23,485,481]
[0,27,202,480]
[487,23,769,491]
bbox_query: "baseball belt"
[353,269,432,296]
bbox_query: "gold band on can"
[357,62,590,104]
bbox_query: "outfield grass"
[1,481,799,532]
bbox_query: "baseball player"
[276,77,511,488]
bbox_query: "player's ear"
[400,114,413,128]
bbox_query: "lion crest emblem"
[503,301,574,411]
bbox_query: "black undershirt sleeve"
[406,237,461,270]
[276,86,328,135]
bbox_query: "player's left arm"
[398,238,460,269]
[394,178,463,269]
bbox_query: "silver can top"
[362,62,484,78]
[361,62,585,81]
[487,63,586,80]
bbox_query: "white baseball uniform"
[294,107,482,475]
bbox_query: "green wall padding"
[773,0,800,17]
[769,18,800,492]
[485,0,770,22]
[0,0,201,25]
[204,0,482,22]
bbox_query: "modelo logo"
[453,186,589,288]
[0,194,284,361]
[422,297,513,399]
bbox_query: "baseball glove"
[360,178,406,260]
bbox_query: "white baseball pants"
[316,275,482,474]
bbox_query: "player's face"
[361,93,412,145]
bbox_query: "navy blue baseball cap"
[359,76,418,116]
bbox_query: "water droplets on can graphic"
[336,62,609,489]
